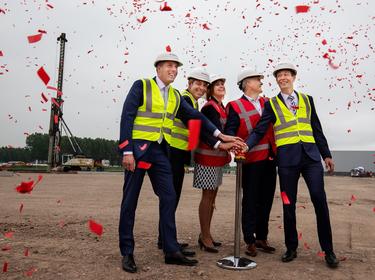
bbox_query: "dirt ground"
[0,171,374,280]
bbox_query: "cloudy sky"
[0,0,374,151]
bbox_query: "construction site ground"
[0,172,374,280]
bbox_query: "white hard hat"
[237,69,264,85]
[187,68,210,83]
[210,74,226,84]
[154,52,183,67]
[273,62,297,77]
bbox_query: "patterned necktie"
[287,95,296,115]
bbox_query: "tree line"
[0,133,122,165]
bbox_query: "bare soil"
[0,171,374,279]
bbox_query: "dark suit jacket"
[119,78,219,159]
[245,92,332,167]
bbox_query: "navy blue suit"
[119,78,218,255]
[246,92,334,252]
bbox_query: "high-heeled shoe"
[212,240,222,247]
[198,237,219,253]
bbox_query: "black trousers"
[242,159,277,245]
[278,151,333,252]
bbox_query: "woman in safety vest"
[193,74,231,253]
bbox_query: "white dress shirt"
[244,94,262,116]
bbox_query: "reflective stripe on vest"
[132,78,180,144]
[270,92,315,147]
[170,90,198,150]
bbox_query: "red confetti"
[25,267,36,277]
[15,180,35,194]
[317,251,326,257]
[137,161,152,170]
[339,256,347,261]
[41,92,48,103]
[19,203,24,213]
[373,207,375,212]
[295,5,310,13]
[165,45,171,52]
[2,262,8,273]
[1,245,11,251]
[4,232,14,238]
[118,140,129,149]
[281,191,291,205]
[139,143,148,151]
[46,3,54,9]
[298,232,302,240]
[24,248,29,257]
[303,242,310,250]
[88,220,103,236]
[137,16,147,23]
[38,29,47,34]
[0,50,3,56]
[187,119,201,150]
[28,106,32,112]
[37,66,50,85]
[27,33,43,44]
[160,2,172,11]
[322,39,327,45]
[58,220,65,228]
[202,23,211,30]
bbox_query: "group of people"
[118,52,339,273]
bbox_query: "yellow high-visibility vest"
[132,78,180,144]
[170,90,198,150]
[269,92,315,147]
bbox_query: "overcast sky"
[0,0,374,151]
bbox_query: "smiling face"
[156,61,179,85]
[210,79,226,99]
[276,70,296,93]
[188,79,209,100]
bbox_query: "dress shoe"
[325,251,339,268]
[165,251,198,266]
[181,247,196,257]
[245,243,257,257]
[122,254,137,273]
[198,237,219,253]
[282,250,297,262]
[255,240,276,253]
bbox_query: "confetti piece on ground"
[2,262,8,273]
[15,180,34,194]
[88,220,103,236]
[4,232,14,238]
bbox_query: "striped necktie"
[287,95,296,115]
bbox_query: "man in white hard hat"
[118,52,244,273]
[225,68,277,257]
[244,63,339,268]
[157,67,210,254]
